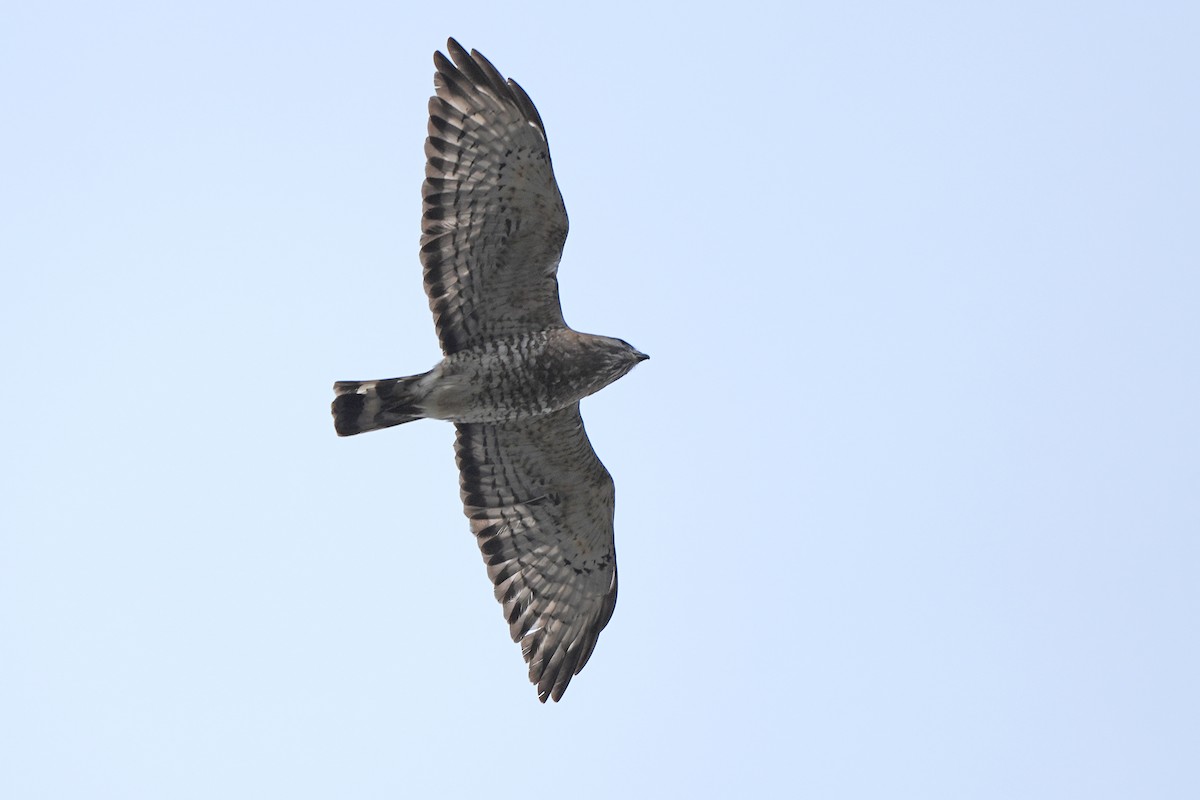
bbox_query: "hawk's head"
[592,336,649,383]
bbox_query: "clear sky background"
[2,2,1197,797]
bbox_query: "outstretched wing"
[455,405,618,702]
[422,38,570,355]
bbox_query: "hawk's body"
[332,39,646,702]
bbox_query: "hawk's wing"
[422,39,570,355]
[455,405,618,702]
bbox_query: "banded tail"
[332,375,427,436]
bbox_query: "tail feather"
[332,375,427,436]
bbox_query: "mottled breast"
[422,329,620,423]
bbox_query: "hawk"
[332,39,647,702]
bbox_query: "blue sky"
[2,2,1198,797]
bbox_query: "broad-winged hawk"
[332,39,647,702]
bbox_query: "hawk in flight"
[332,39,647,702]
